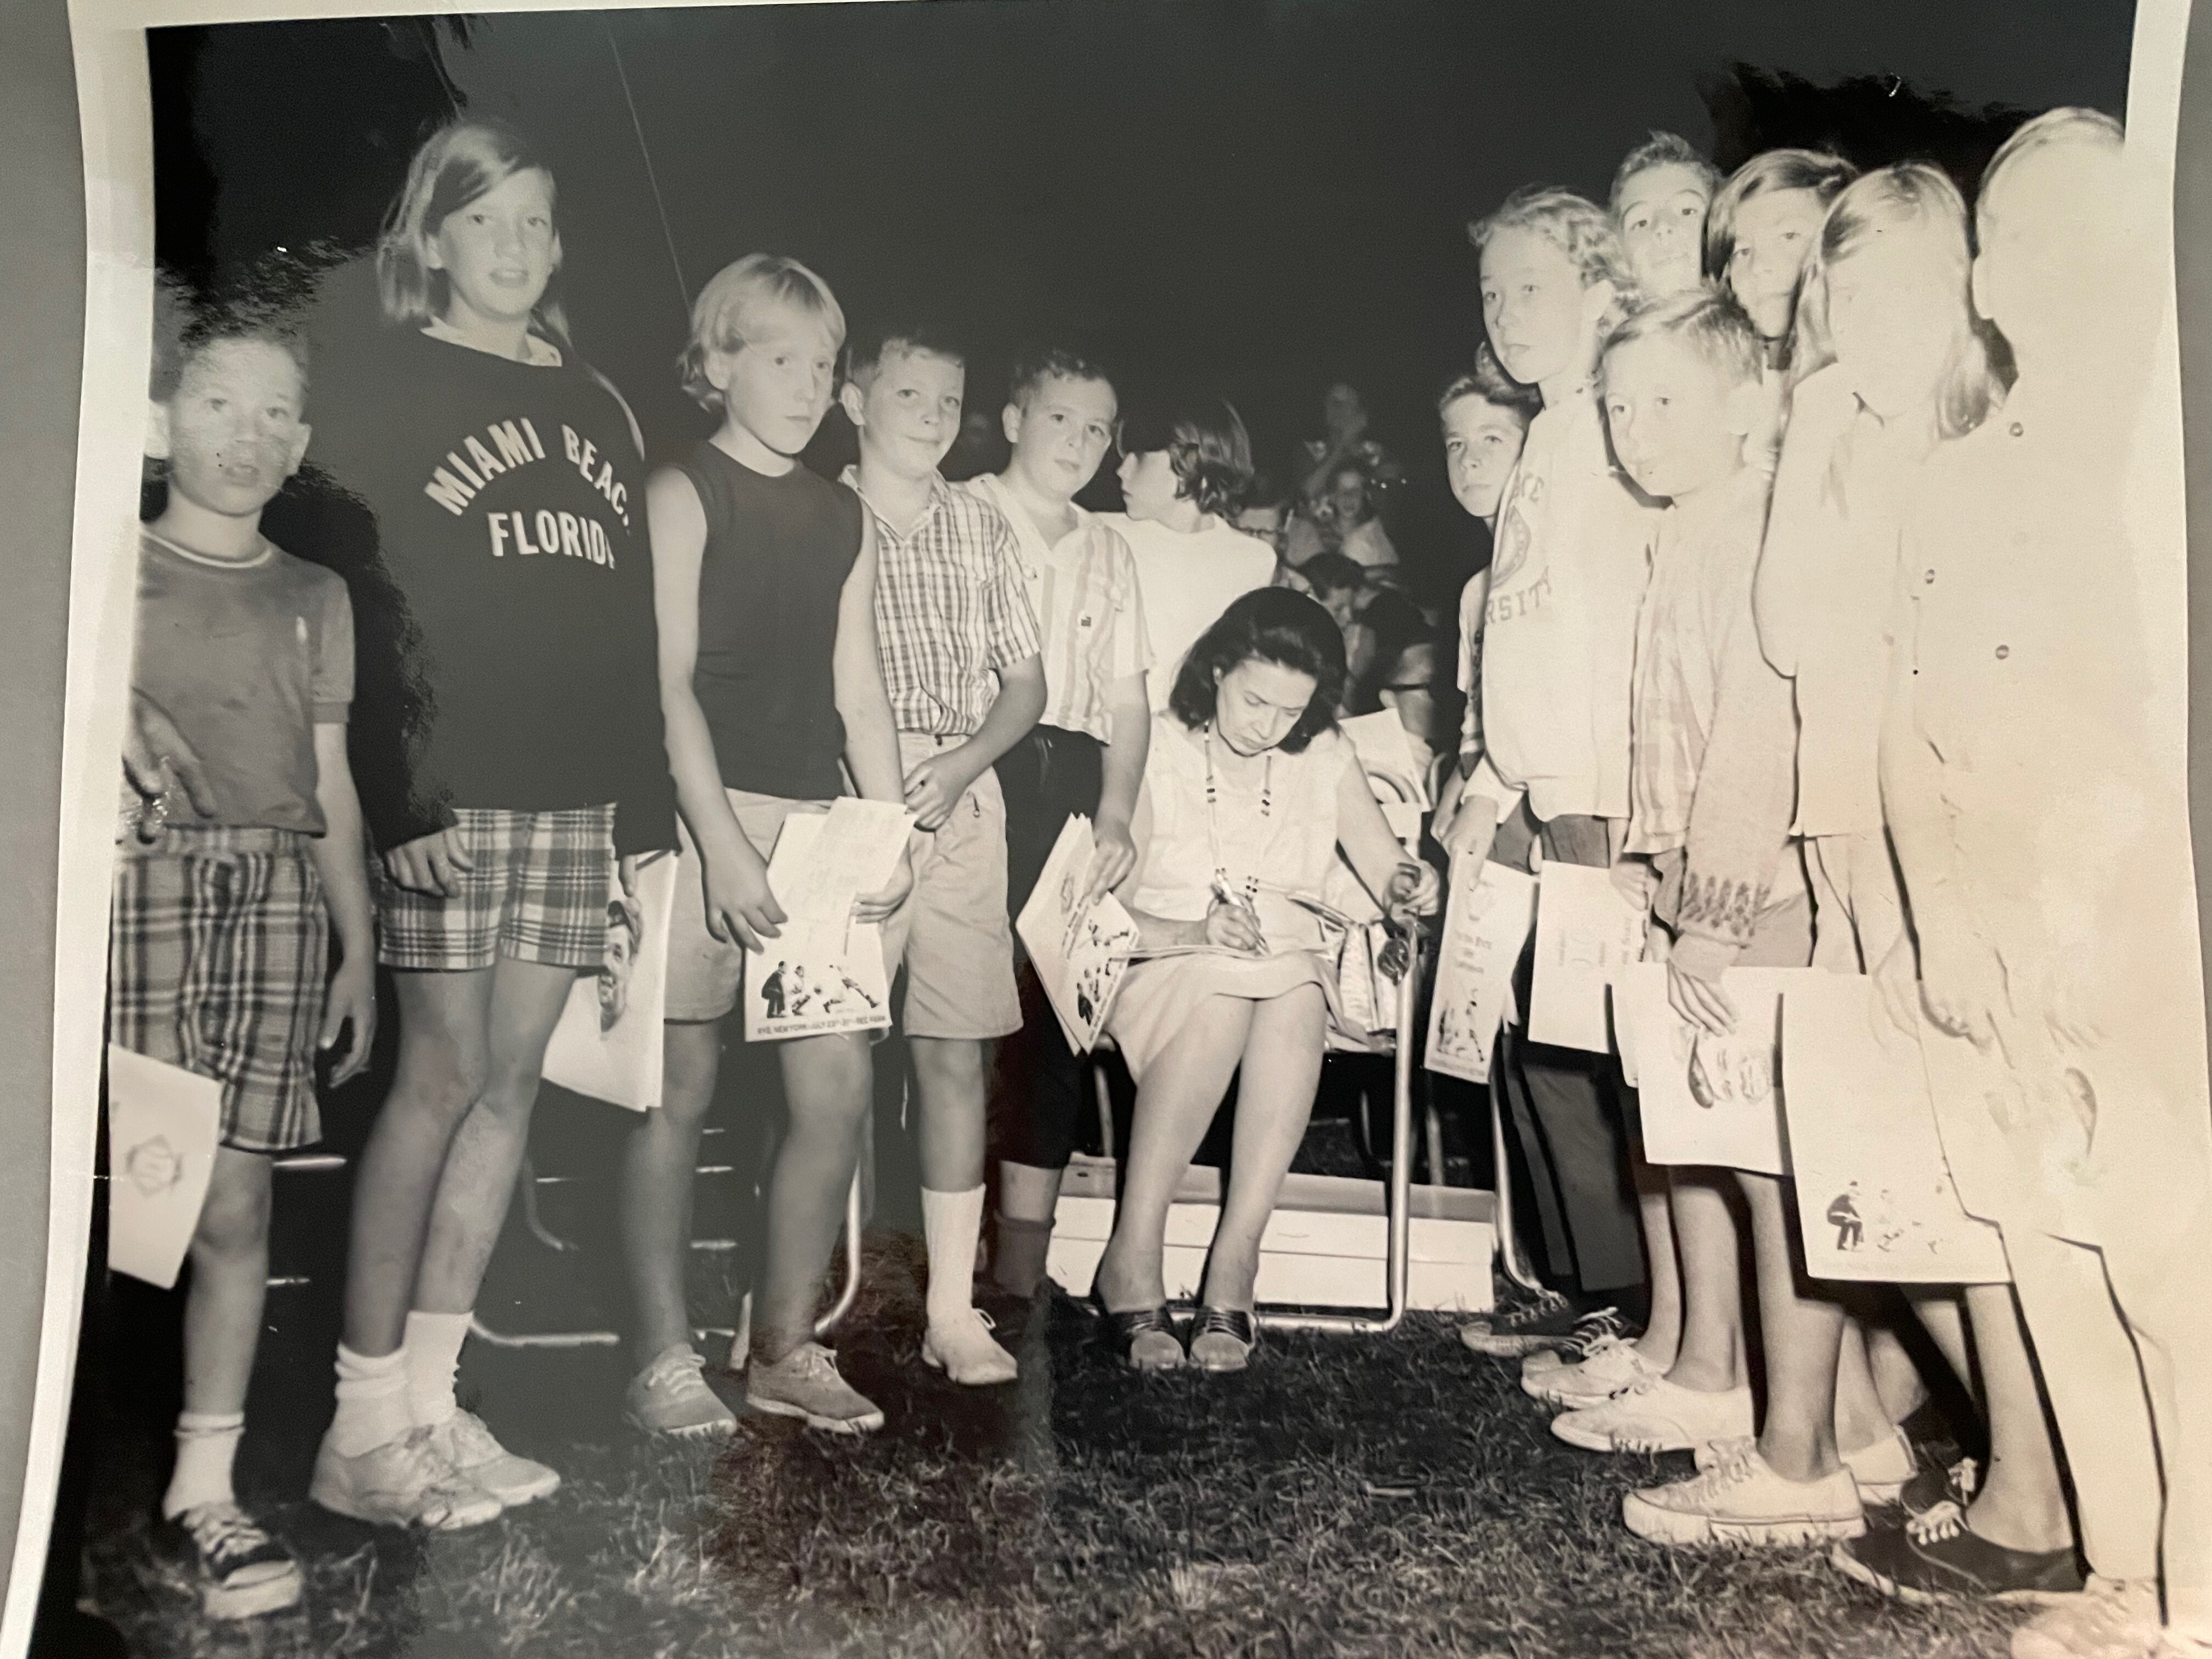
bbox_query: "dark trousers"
[991,725,1104,1172]
[1498,809,1645,1295]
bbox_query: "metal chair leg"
[1093,1053,1116,1163]
[1259,929,1423,1335]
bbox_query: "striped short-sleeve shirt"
[958,472,1150,744]
[844,467,1042,737]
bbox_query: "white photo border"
[12,3,2199,1652]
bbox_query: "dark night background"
[149,0,2137,605]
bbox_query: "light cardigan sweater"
[1635,467,1804,953]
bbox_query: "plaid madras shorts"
[374,804,616,972]
[109,825,330,1153]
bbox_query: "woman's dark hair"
[1116,391,1254,517]
[1169,588,1345,754]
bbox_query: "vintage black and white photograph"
[16,0,2212,1655]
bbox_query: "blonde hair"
[1790,163,2004,446]
[1470,185,1634,313]
[1602,286,1764,391]
[1978,106,2125,233]
[678,254,847,415]
[377,119,568,348]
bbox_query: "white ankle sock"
[921,1184,985,1328]
[162,1410,245,1521]
[403,1310,473,1427]
[328,1344,411,1458]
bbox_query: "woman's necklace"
[1203,723,1272,910]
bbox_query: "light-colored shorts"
[895,733,1022,1042]
[374,804,615,973]
[665,790,905,1026]
[110,826,329,1152]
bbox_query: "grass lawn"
[81,1210,2036,1659]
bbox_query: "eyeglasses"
[1379,681,1435,696]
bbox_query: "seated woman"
[1090,589,1440,1373]
[1287,457,1399,573]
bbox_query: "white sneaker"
[747,1342,884,1434]
[626,1344,738,1440]
[922,1307,1019,1386]
[1522,1334,1661,1407]
[1521,1307,1631,1378]
[424,1409,560,1508]
[2012,1575,2163,1659]
[1692,1425,1917,1506]
[1551,1374,1755,1454]
[309,1425,504,1531]
[1624,1437,1866,1548]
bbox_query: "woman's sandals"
[1093,1295,1187,1370]
[1189,1307,1258,1373]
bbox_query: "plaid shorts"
[109,826,330,1153]
[374,804,616,972]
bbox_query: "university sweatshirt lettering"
[1479,387,1656,824]
[283,325,676,855]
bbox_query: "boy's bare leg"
[167,1150,273,1520]
[911,1036,989,1195]
[1662,1169,1745,1394]
[340,967,494,1359]
[2002,1228,2161,1582]
[182,1150,275,1419]
[1866,1313,1933,1424]
[1737,1171,1847,1481]
[621,1020,722,1368]
[1950,1281,2073,1554]
[410,956,580,1316]
[2103,1206,2212,1633]
[753,1031,873,1365]
[1903,1285,1972,1382]
[1632,1156,1683,1366]
[1202,986,1327,1312]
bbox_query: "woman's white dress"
[1105,712,1357,1079]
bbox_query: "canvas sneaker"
[1522,1333,1662,1407]
[2011,1575,2163,1659]
[1461,1291,1610,1358]
[1623,1438,1865,1548]
[922,1308,1019,1386]
[1551,1374,1755,1455]
[747,1342,885,1434]
[1831,1501,2084,1605]
[1898,1456,1979,1519]
[1692,1424,1916,1506]
[626,1344,738,1440]
[424,1409,561,1508]
[1521,1307,1632,1378]
[163,1502,302,1621]
[309,1424,504,1531]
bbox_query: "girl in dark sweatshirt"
[294,119,674,1531]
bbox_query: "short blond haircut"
[1977,106,2124,233]
[678,254,847,415]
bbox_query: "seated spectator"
[1088,591,1439,1374]
[1286,458,1399,572]
[1233,471,1293,560]
[1296,551,1371,708]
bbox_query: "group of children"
[112,115,1291,1622]
[1436,115,2212,1659]
[106,99,2211,1659]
